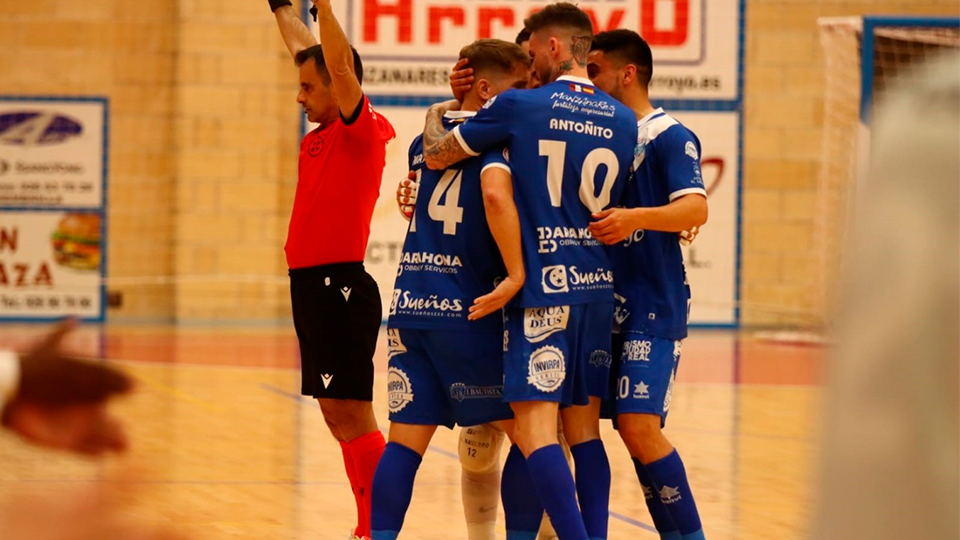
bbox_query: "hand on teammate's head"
[450,58,475,103]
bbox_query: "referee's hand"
[397,170,418,221]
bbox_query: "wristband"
[268,0,293,13]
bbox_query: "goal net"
[814,16,959,327]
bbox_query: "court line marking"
[259,383,657,533]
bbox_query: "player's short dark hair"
[515,28,531,45]
[523,2,593,37]
[591,29,653,86]
[294,44,364,86]
[459,39,531,79]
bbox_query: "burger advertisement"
[0,211,103,320]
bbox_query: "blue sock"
[570,440,611,540]
[371,442,422,540]
[643,450,705,540]
[633,457,681,540]
[501,445,542,540]
[526,444,588,540]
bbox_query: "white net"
[814,18,959,328]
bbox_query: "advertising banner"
[0,100,106,209]
[317,0,740,100]
[0,211,103,319]
[0,97,107,321]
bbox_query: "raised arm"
[270,2,318,58]
[311,0,363,118]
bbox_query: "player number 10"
[539,140,620,212]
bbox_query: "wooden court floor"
[0,325,821,540]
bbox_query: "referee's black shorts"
[289,262,381,400]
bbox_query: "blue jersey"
[613,109,707,340]
[389,111,507,333]
[453,76,638,308]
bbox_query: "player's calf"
[459,424,505,540]
[371,423,437,540]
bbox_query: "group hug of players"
[268,2,708,540]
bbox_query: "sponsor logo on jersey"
[537,226,599,253]
[622,229,646,247]
[392,289,464,315]
[568,266,615,288]
[613,293,630,331]
[685,141,699,160]
[549,92,616,118]
[449,383,503,402]
[541,265,569,294]
[633,380,650,399]
[527,345,566,392]
[523,306,569,343]
[623,339,652,362]
[387,367,414,413]
[589,349,612,368]
[398,251,463,276]
[389,289,401,315]
[386,328,407,358]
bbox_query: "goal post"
[813,15,959,328]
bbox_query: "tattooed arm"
[425,91,516,170]
[422,100,470,170]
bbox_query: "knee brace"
[459,423,505,474]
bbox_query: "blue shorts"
[386,327,513,429]
[503,303,613,406]
[602,332,682,427]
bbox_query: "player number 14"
[411,168,464,236]
[539,140,619,212]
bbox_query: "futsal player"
[395,56,565,540]
[423,5,638,540]
[586,30,709,540]
[267,1,395,538]
[369,38,530,540]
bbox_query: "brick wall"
[741,0,959,326]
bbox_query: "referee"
[268,1,395,538]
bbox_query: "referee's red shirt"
[285,95,396,269]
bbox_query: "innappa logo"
[0,112,83,146]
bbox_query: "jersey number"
[412,169,464,236]
[538,140,619,213]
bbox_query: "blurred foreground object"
[1,320,133,455]
[0,477,186,540]
[812,51,959,540]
